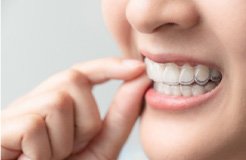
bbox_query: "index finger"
[71,57,145,84]
[19,57,145,101]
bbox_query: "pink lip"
[141,51,222,69]
[141,50,223,110]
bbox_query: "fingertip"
[122,59,145,68]
[124,73,151,89]
[119,59,146,81]
[71,57,146,84]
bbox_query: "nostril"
[154,22,177,32]
[166,23,176,26]
[165,23,178,28]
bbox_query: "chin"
[140,101,246,160]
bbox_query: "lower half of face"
[102,0,246,159]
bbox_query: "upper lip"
[140,50,223,72]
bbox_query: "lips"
[141,51,223,110]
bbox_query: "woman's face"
[102,0,246,159]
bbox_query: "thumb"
[75,73,151,159]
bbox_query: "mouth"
[142,51,223,110]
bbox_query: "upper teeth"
[179,64,195,85]
[210,69,222,82]
[163,63,180,85]
[145,58,222,86]
[194,65,210,85]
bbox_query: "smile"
[142,52,223,110]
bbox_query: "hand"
[1,57,151,160]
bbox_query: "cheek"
[209,1,246,113]
[102,0,133,56]
[199,0,246,112]
[198,0,246,61]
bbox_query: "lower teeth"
[154,81,217,97]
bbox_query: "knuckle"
[50,91,73,112]
[24,115,46,133]
[65,69,81,83]
[64,69,89,86]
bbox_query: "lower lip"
[145,83,221,110]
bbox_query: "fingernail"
[122,59,144,68]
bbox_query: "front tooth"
[192,84,205,96]
[195,65,210,85]
[162,63,180,85]
[170,85,181,96]
[210,69,222,82]
[179,64,194,85]
[154,82,171,95]
[145,58,165,82]
[180,85,192,97]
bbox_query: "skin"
[2,0,246,160]
[2,58,151,160]
[101,0,246,159]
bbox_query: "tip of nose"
[126,1,200,33]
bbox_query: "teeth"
[144,58,222,96]
[153,82,218,97]
[204,82,217,92]
[180,85,192,97]
[192,84,205,96]
[210,69,222,82]
[194,65,210,85]
[170,85,181,96]
[145,58,165,82]
[179,64,194,85]
[144,58,156,80]
[154,83,171,95]
[162,63,180,85]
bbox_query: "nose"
[126,0,200,33]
